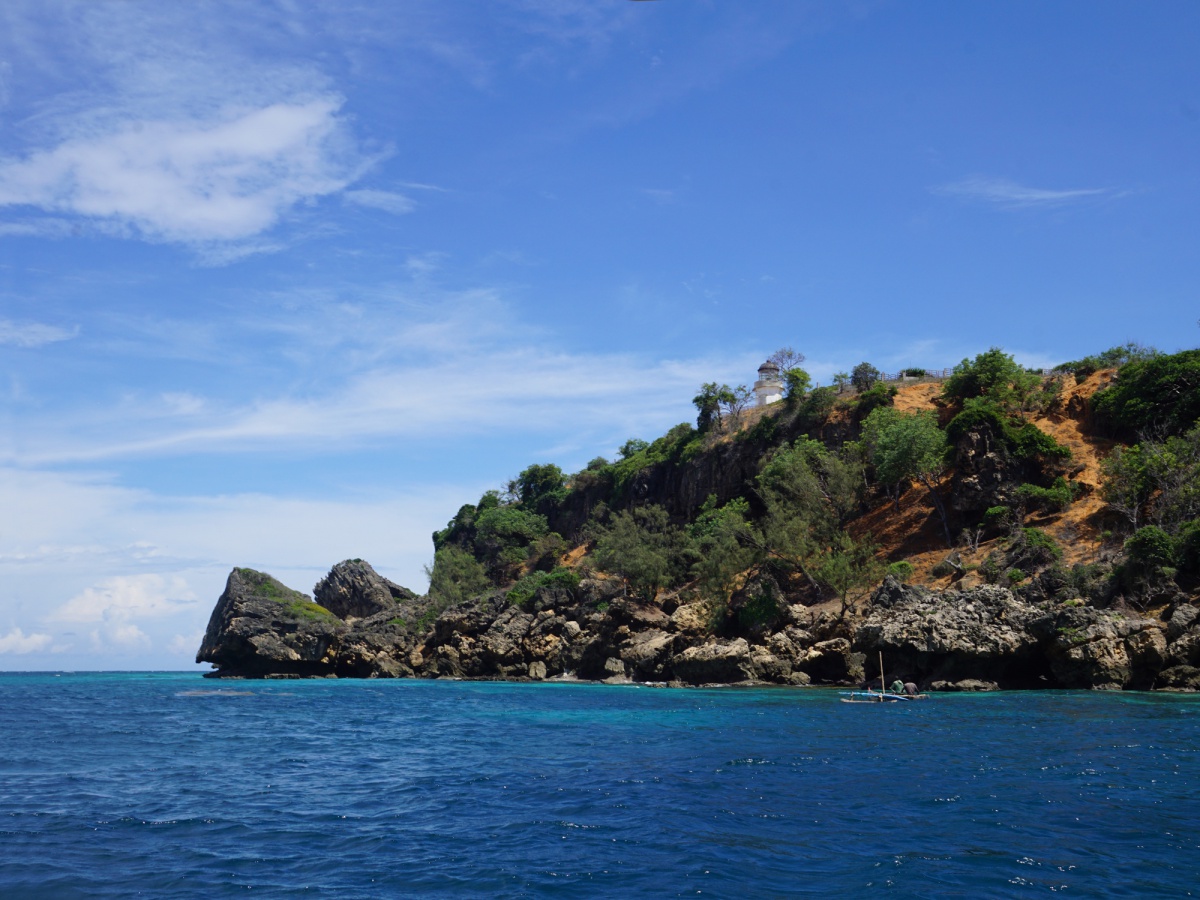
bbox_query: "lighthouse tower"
[753,360,784,406]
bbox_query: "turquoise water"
[1,674,1198,897]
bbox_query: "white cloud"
[169,630,206,656]
[0,319,78,348]
[0,627,52,654]
[0,465,468,595]
[0,97,360,244]
[4,345,746,466]
[51,574,197,624]
[934,176,1113,209]
[345,189,416,216]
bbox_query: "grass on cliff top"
[235,567,341,622]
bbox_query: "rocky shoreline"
[197,560,1200,692]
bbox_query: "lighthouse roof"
[757,360,781,374]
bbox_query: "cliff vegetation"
[198,344,1200,691]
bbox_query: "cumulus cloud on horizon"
[0,627,53,655]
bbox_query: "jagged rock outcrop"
[197,562,422,678]
[313,559,415,620]
[949,422,1021,515]
[857,576,1180,690]
[857,578,1049,687]
[199,563,1196,690]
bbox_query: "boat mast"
[878,651,885,702]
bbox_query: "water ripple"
[1,675,1199,897]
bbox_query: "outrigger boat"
[839,652,921,703]
[840,689,911,703]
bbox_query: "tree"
[591,505,688,600]
[767,346,806,373]
[693,382,734,433]
[942,347,1040,412]
[832,372,850,394]
[721,384,753,429]
[865,408,954,545]
[513,463,566,508]
[618,438,649,459]
[687,497,759,617]
[783,368,812,404]
[1102,426,1200,533]
[425,546,492,607]
[815,533,886,620]
[758,438,864,533]
[851,362,882,392]
[1092,348,1200,437]
[473,505,549,577]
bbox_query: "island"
[198,346,1200,691]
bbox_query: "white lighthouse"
[753,360,784,406]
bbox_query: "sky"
[1,0,1197,670]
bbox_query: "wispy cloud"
[934,176,1114,210]
[0,318,78,348]
[5,346,745,466]
[0,97,362,244]
[344,189,416,216]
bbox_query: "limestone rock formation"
[313,559,415,620]
[856,578,1047,687]
[197,564,421,678]
[198,561,1193,690]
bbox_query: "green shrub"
[737,585,781,630]
[1176,520,1200,576]
[427,545,492,606]
[930,559,956,578]
[1020,527,1063,563]
[851,362,883,392]
[855,382,897,418]
[800,386,837,422]
[1014,477,1079,513]
[738,411,780,445]
[1124,526,1175,572]
[901,367,927,378]
[1054,343,1160,379]
[980,553,1002,584]
[886,560,915,583]
[942,348,1041,411]
[609,423,698,493]
[945,399,1071,461]
[505,566,581,608]
[1093,348,1200,437]
[514,463,567,508]
[983,505,1012,530]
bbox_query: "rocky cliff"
[198,565,1200,691]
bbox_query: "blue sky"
[1,1,1196,669]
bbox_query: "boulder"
[1034,606,1163,689]
[796,638,864,685]
[197,568,347,677]
[313,559,414,620]
[929,679,1000,692]
[1156,666,1200,691]
[856,582,1044,686]
[671,638,756,685]
[619,629,676,680]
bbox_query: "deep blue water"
[1,675,1198,898]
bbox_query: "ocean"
[1,673,1197,898]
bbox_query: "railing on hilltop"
[827,367,1055,393]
